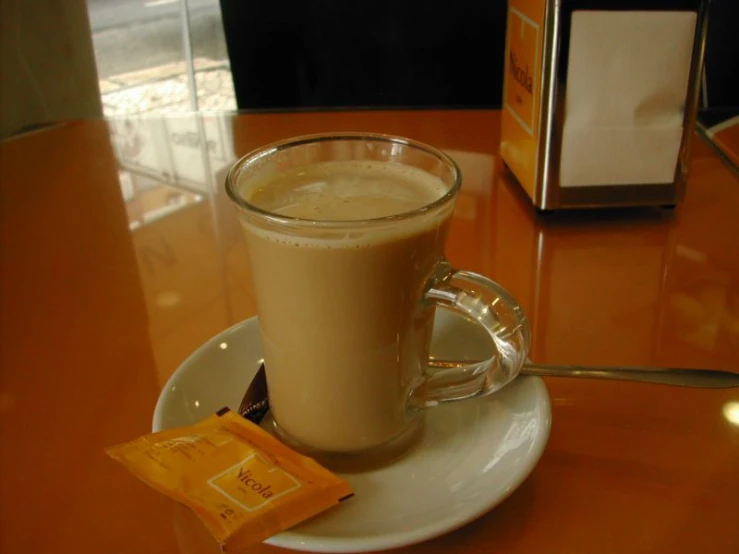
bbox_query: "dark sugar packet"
[238,363,270,424]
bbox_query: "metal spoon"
[238,360,739,424]
[428,358,739,389]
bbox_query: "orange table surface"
[1,110,738,553]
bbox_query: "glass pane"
[186,0,237,112]
[86,0,236,116]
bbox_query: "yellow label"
[505,8,537,133]
[501,0,545,199]
[208,453,301,512]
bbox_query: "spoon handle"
[521,364,739,389]
[427,359,739,389]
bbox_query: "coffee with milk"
[239,160,452,453]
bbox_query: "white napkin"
[559,10,697,188]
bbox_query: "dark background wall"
[220,0,508,110]
[220,0,735,112]
[702,0,737,110]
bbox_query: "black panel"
[702,0,738,109]
[219,0,507,110]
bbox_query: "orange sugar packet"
[106,408,353,552]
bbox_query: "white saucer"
[153,310,551,553]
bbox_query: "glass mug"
[226,133,530,469]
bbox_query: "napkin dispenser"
[500,0,711,210]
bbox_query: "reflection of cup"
[226,134,530,468]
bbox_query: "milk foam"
[240,161,452,249]
[244,161,448,220]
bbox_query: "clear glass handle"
[410,262,531,409]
